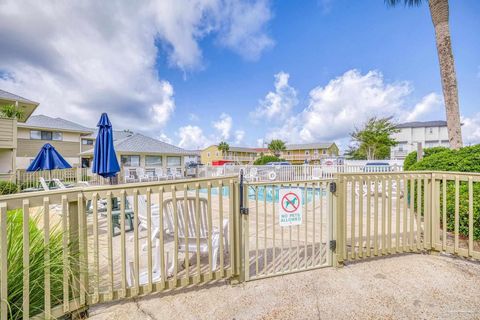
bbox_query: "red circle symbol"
[281,192,300,213]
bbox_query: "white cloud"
[462,113,480,146]
[252,71,298,121]
[0,0,273,136]
[177,125,211,149]
[213,113,233,140]
[234,129,245,144]
[158,132,173,144]
[217,0,274,60]
[405,92,442,122]
[262,69,445,149]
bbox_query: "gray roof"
[83,129,134,141]
[0,89,39,105]
[18,115,93,133]
[81,133,194,156]
[396,120,447,129]
[286,142,335,150]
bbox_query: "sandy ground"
[88,254,480,320]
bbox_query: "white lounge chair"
[39,177,50,191]
[163,197,229,271]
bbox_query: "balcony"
[281,154,326,161]
[391,150,408,159]
[222,155,257,162]
[0,117,16,149]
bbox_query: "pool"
[200,185,327,203]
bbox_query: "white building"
[390,120,449,159]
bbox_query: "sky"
[1,0,479,151]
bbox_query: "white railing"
[197,164,404,182]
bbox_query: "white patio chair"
[136,167,151,182]
[154,167,168,180]
[163,197,229,271]
[126,239,172,287]
[244,167,258,182]
[124,168,137,183]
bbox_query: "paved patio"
[88,254,480,320]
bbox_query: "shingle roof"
[396,120,447,129]
[286,142,334,150]
[80,133,195,156]
[18,115,93,133]
[0,89,39,105]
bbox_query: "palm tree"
[1,104,24,120]
[218,141,230,159]
[268,139,286,157]
[385,0,462,149]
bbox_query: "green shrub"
[253,155,285,165]
[404,146,449,171]
[441,181,480,240]
[408,144,480,240]
[0,181,18,195]
[2,210,74,319]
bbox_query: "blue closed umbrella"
[92,113,120,179]
[27,143,72,172]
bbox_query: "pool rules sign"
[279,188,303,226]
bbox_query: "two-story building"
[200,142,339,165]
[280,142,339,164]
[16,115,94,169]
[390,120,449,159]
[201,145,258,165]
[0,89,39,181]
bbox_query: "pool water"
[200,186,327,203]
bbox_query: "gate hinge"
[240,207,249,215]
[329,182,337,193]
[329,240,336,251]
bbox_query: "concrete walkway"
[89,254,480,320]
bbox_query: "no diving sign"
[279,188,303,227]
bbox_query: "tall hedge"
[407,144,480,240]
[403,146,449,171]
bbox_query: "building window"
[215,151,219,156]
[207,152,211,157]
[287,151,291,155]
[121,155,140,167]
[52,132,63,141]
[323,150,326,154]
[30,130,41,140]
[429,128,433,134]
[167,156,181,167]
[82,139,94,145]
[145,155,162,167]
[305,150,310,155]
[30,130,62,141]
[314,149,319,155]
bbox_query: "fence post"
[333,175,345,267]
[68,195,89,317]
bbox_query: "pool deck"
[88,254,480,320]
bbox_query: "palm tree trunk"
[428,0,463,149]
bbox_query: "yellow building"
[201,145,258,165]
[281,142,339,164]
[201,142,338,165]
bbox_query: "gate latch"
[240,207,249,215]
[329,240,336,251]
[329,182,336,193]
